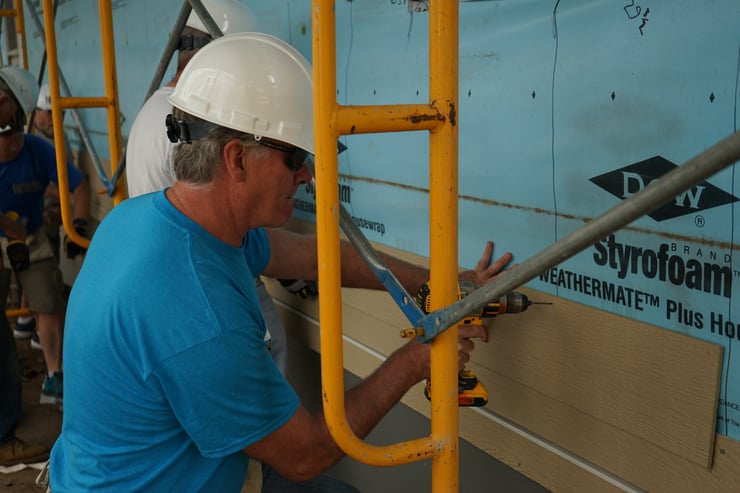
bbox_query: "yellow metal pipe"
[312,0,439,466]
[335,104,444,135]
[98,0,125,206]
[0,4,29,69]
[6,308,30,319]
[55,96,111,109]
[428,1,461,491]
[41,0,126,249]
[312,0,345,451]
[40,0,89,249]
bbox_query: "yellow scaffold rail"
[0,0,29,68]
[41,0,125,250]
[312,1,462,491]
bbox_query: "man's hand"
[1,219,26,241]
[458,241,513,288]
[457,324,488,372]
[64,218,88,259]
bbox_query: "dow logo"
[589,156,738,221]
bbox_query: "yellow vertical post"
[312,0,460,489]
[312,0,347,445]
[40,0,75,241]
[428,1,460,491]
[97,0,125,206]
[313,0,440,463]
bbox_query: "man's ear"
[222,139,248,182]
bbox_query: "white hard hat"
[186,0,259,36]
[37,83,52,110]
[168,32,314,153]
[0,66,39,114]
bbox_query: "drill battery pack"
[424,370,489,407]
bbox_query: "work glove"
[64,218,88,259]
[278,279,318,299]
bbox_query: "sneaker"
[40,371,63,404]
[13,317,36,339]
[0,436,50,466]
[30,331,43,350]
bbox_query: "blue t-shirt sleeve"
[242,228,270,276]
[154,326,299,457]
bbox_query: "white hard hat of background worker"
[36,82,52,111]
[167,32,314,155]
[0,66,39,129]
[33,83,60,139]
[185,0,259,40]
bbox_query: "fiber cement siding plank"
[477,289,722,469]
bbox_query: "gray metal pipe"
[419,131,740,341]
[187,0,223,39]
[338,198,427,324]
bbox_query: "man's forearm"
[304,340,429,477]
[264,229,509,296]
[264,228,429,293]
[246,338,429,482]
[339,242,428,294]
[340,339,427,435]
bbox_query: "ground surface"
[0,335,62,492]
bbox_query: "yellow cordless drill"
[414,281,546,406]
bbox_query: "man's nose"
[295,163,313,185]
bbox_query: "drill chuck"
[501,291,532,314]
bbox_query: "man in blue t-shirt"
[50,33,505,492]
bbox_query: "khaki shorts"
[0,228,65,314]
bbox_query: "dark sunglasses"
[258,139,313,172]
[258,139,348,172]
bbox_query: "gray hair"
[170,107,266,185]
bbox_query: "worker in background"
[0,66,75,466]
[32,83,73,158]
[14,83,80,343]
[125,0,301,378]
[0,66,90,408]
[50,33,508,492]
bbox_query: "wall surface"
[265,218,740,493]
